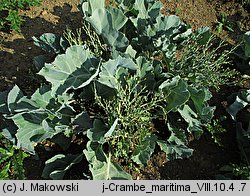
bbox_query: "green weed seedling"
[206,118,226,146]
[0,0,42,31]
[215,12,234,34]
[0,134,28,179]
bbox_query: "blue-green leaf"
[195,26,211,45]
[81,0,105,17]
[155,15,182,32]
[107,6,128,31]
[188,86,215,123]
[157,139,193,161]
[4,86,38,114]
[104,118,119,138]
[31,85,53,108]
[131,133,157,165]
[13,114,55,154]
[38,45,99,95]
[87,119,108,144]
[132,0,162,21]
[42,154,83,179]
[177,104,203,137]
[227,89,250,121]
[98,56,136,89]
[159,76,190,112]
[83,142,132,180]
[33,55,47,71]
[7,85,24,113]
[33,33,62,54]
[86,8,129,51]
[72,112,92,133]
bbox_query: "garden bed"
[1,0,250,180]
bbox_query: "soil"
[0,0,82,92]
[0,0,249,180]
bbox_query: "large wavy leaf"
[1,85,74,154]
[42,154,83,179]
[14,114,53,153]
[2,85,39,115]
[72,112,92,133]
[155,15,182,32]
[131,133,157,165]
[33,33,62,54]
[177,104,203,137]
[133,0,162,20]
[31,85,53,108]
[130,0,162,30]
[107,6,128,31]
[38,45,99,95]
[159,76,190,112]
[157,139,193,161]
[81,0,105,17]
[83,142,132,180]
[87,118,119,144]
[188,86,215,123]
[98,55,137,89]
[157,122,193,161]
[86,8,129,51]
[227,89,250,121]
[87,119,108,144]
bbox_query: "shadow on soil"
[0,3,86,180]
[0,3,82,92]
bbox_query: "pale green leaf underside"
[81,0,105,17]
[91,157,132,180]
[31,85,53,108]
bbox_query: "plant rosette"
[0,0,233,180]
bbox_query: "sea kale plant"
[219,89,250,179]
[221,31,250,180]
[0,0,237,179]
[210,31,250,180]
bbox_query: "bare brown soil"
[0,0,82,92]
[1,0,249,180]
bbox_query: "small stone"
[41,10,48,15]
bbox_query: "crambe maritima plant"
[1,0,236,180]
